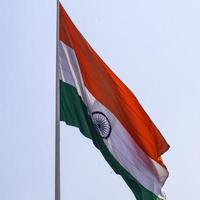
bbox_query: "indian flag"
[58,3,169,200]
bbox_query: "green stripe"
[60,80,162,200]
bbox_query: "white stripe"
[58,41,91,108]
[58,41,168,197]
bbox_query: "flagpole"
[55,1,60,200]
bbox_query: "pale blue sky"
[1,0,200,200]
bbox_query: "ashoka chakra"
[92,111,111,139]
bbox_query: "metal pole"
[55,1,60,200]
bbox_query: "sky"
[1,0,200,200]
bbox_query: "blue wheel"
[92,111,112,139]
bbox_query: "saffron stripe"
[59,4,169,166]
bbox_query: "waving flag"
[58,3,169,200]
